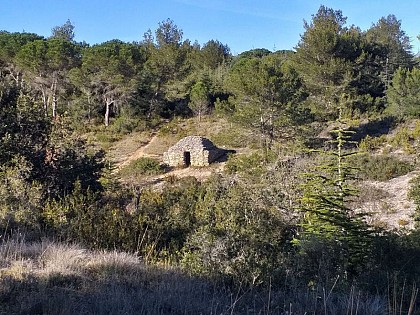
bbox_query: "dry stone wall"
[163,136,224,167]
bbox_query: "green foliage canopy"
[50,19,76,42]
[189,80,209,121]
[74,40,145,126]
[228,53,308,148]
[386,67,420,117]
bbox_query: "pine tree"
[296,105,373,278]
[386,67,420,118]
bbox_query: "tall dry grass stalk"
[0,236,415,314]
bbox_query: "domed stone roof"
[167,136,216,153]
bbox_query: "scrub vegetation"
[1,6,420,314]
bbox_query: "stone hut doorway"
[184,151,191,167]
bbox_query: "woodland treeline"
[1,5,420,307]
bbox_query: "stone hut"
[163,136,224,167]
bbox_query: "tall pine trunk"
[104,99,113,127]
[51,78,58,119]
[41,89,48,116]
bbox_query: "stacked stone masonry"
[163,136,224,167]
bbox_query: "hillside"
[1,117,420,314]
[102,116,419,233]
[1,5,420,313]
[105,117,251,185]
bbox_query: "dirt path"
[113,134,160,172]
[159,163,224,181]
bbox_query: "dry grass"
[141,117,231,156]
[0,238,231,315]
[109,116,255,186]
[141,135,178,156]
[107,131,153,165]
[117,116,254,159]
[0,237,402,315]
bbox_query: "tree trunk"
[105,99,112,127]
[41,89,48,116]
[10,70,22,87]
[52,95,57,118]
[51,79,58,119]
[87,94,92,122]
[259,111,266,149]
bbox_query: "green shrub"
[0,157,43,233]
[212,126,258,148]
[351,154,414,181]
[95,132,122,148]
[408,175,420,228]
[119,157,165,177]
[390,126,414,152]
[110,116,148,134]
[225,151,269,176]
[412,120,420,140]
[181,175,292,285]
[158,118,186,137]
[359,135,387,152]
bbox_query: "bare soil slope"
[357,170,418,230]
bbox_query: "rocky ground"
[357,170,418,231]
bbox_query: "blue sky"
[1,0,419,55]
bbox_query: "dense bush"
[409,175,420,228]
[0,156,43,233]
[182,174,294,285]
[351,153,415,181]
[358,135,388,152]
[224,151,273,176]
[119,157,165,178]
